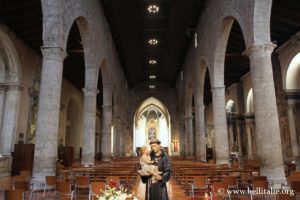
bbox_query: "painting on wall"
[148,127,157,141]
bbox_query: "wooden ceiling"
[100,0,205,89]
[0,0,300,106]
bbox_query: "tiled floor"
[0,176,190,200]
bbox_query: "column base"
[31,172,55,190]
[216,158,229,165]
[102,154,112,161]
[260,165,286,185]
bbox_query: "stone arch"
[0,28,22,83]
[63,16,91,53]
[0,27,23,155]
[226,99,236,113]
[41,0,62,47]
[133,97,172,154]
[246,88,255,113]
[212,16,247,87]
[286,52,300,90]
[252,0,273,44]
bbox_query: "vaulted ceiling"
[0,0,300,106]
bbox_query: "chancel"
[0,0,300,199]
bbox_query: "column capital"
[5,83,24,91]
[211,86,225,91]
[0,84,6,91]
[102,105,112,109]
[82,88,99,97]
[244,113,255,123]
[194,104,205,109]
[112,114,121,119]
[184,115,193,119]
[41,46,67,60]
[242,43,276,57]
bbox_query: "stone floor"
[0,176,190,200]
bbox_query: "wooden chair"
[56,181,75,200]
[13,175,28,183]
[252,180,268,190]
[5,189,24,200]
[43,176,57,197]
[211,181,228,199]
[277,193,296,200]
[253,176,267,181]
[89,182,106,200]
[75,176,89,197]
[190,176,207,197]
[290,171,300,177]
[14,181,29,190]
[291,181,300,194]
[223,176,238,189]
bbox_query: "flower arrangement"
[97,181,139,200]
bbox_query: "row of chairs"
[43,175,121,200]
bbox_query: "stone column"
[178,120,185,157]
[245,117,254,159]
[287,103,299,160]
[227,115,235,152]
[32,47,65,180]
[0,85,6,131]
[119,119,126,157]
[81,88,98,166]
[212,86,229,164]
[112,115,121,158]
[195,104,206,161]
[246,43,285,183]
[101,105,112,161]
[236,118,243,157]
[0,84,22,155]
[185,115,194,158]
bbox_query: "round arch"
[246,88,255,113]
[63,16,91,52]
[0,28,22,82]
[133,97,171,155]
[0,27,22,155]
[286,52,300,90]
[226,99,236,113]
[212,16,247,87]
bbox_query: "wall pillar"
[178,120,185,157]
[81,88,98,166]
[101,105,112,161]
[287,102,299,166]
[32,47,65,181]
[195,104,206,161]
[246,43,285,183]
[184,115,194,158]
[112,115,121,158]
[236,117,244,157]
[212,86,229,164]
[245,116,255,159]
[0,84,22,155]
[227,114,235,153]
